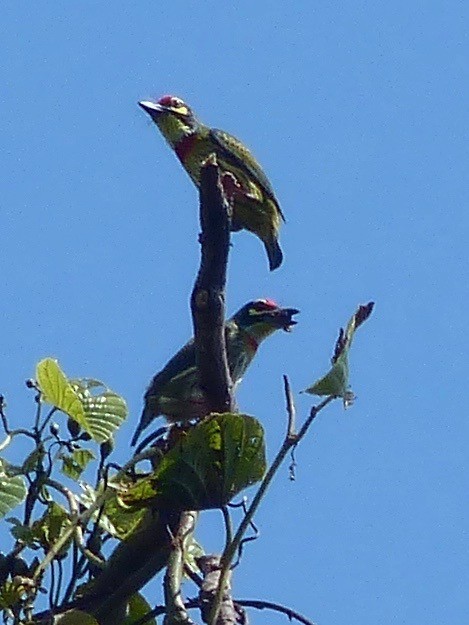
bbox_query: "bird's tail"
[131,406,152,447]
[265,237,283,271]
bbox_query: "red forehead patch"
[256,298,278,310]
[158,95,176,106]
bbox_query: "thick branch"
[198,556,240,625]
[190,155,234,415]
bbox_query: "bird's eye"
[172,98,184,108]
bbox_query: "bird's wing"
[209,128,277,199]
[144,339,196,400]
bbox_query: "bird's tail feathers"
[265,237,283,271]
[131,407,152,447]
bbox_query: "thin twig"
[38,407,58,437]
[32,445,153,585]
[61,541,79,605]
[183,564,204,588]
[53,559,63,609]
[46,479,105,570]
[221,506,233,553]
[33,391,42,435]
[163,511,197,625]
[236,599,318,625]
[129,594,318,625]
[209,394,336,625]
[283,375,296,438]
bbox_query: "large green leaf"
[0,459,27,519]
[71,378,128,443]
[124,593,156,625]
[304,302,374,406]
[121,413,266,511]
[36,358,85,426]
[36,359,128,442]
[55,610,98,625]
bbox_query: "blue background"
[1,3,468,624]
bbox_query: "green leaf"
[121,413,266,511]
[36,358,127,443]
[304,302,374,406]
[0,459,27,519]
[61,449,96,481]
[100,492,147,541]
[124,592,156,625]
[36,358,85,427]
[78,483,145,540]
[32,502,72,557]
[55,610,99,624]
[184,537,205,578]
[7,517,38,546]
[36,360,128,442]
[71,379,128,443]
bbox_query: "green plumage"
[139,96,285,270]
[131,300,298,446]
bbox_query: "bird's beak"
[276,307,299,332]
[138,100,166,117]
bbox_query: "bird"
[138,95,285,271]
[131,299,298,446]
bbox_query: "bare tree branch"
[236,598,318,625]
[191,155,235,415]
[198,555,240,625]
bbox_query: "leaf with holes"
[120,413,266,511]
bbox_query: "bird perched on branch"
[138,95,285,271]
[131,299,298,446]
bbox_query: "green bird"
[131,299,298,446]
[138,95,285,271]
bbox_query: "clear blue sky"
[1,2,468,624]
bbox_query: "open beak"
[275,307,299,332]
